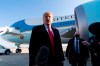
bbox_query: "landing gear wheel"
[16,49,22,53]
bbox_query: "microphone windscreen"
[35,46,49,65]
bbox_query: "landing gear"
[15,43,22,53]
[16,48,22,53]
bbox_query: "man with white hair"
[65,31,89,66]
[29,12,65,66]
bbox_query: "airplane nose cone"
[88,22,100,36]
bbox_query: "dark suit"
[29,24,65,66]
[89,36,100,66]
[66,37,89,66]
[88,36,97,66]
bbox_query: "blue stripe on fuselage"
[52,20,75,28]
[11,20,75,32]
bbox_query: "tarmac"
[0,53,92,66]
[0,44,92,66]
[0,53,29,66]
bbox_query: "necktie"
[76,39,78,53]
[76,38,80,53]
[48,27,55,55]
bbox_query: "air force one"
[0,15,75,53]
[1,0,99,53]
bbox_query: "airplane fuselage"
[0,15,75,44]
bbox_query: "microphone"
[35,46,49,65]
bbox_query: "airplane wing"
[60,27,76,38]
[0,27,20,36]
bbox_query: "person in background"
[88,22,100,66]
[29,11,65,66]
[89,35,100,66]
[65,31,89,66]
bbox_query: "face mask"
[75,35,80,38]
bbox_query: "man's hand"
[98,42,100,44]
[94,53,97,56]
[82,41,89,45]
